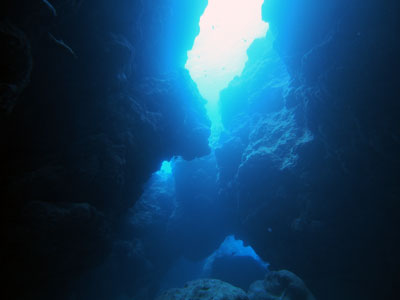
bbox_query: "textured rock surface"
[156,279,248,300]
[1,1,210,299]
[248,270,316,300]
[217,0,400,299]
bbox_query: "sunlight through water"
[157,160,173,176]
[185,0,268,143]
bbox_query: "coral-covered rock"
[157,279,248,300]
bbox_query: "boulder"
[157,279,248,300]
[248,270,315,300]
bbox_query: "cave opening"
[146,0,275,293]
[185,0,269,144]
[158,160,173,176]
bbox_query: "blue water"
[160,235,268,292]
[185,0,269,145]
[158,160,173,176]
[154,1,272,288]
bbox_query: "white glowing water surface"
[185,0,269,103]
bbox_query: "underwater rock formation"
[157,272,315,300]
[2,0,399,299]
[248,270,316,300]
[1,0,210,299]
[212,1,400,299]
[156,279,248,300]
[218,35,313,271]
[215,0,400,298]
[0,22,32,115]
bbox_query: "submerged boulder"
[157,279,248,300]
[248,270,316,300]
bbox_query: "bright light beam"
[185,0,269,103]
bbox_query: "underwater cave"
[1,0,400,300]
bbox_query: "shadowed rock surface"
[248,270,316,300]
[156,279,249,300]
[1,1,209,299]
[216,0,400,299]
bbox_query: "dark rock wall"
[217,0,400,299]
[1,1,209,299]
